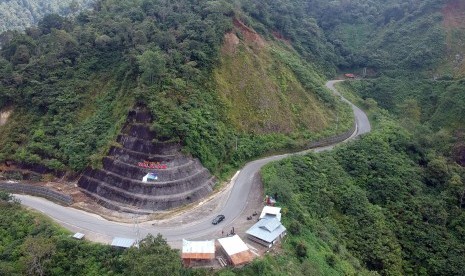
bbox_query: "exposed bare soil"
[222,32,240,55]
[0,107,13,126]
[441,0,465,76]
[443,1,465,29]
[233,18,266,49]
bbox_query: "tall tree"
[121,234,182,276]
[20,236,56,276]
[137,49,166,86]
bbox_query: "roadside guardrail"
[0,182,73,205]
[308,124,356,149]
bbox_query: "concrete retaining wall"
[308,124,356,149]
[78,105,216,213]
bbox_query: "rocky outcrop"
[77,105,215,214]
[0,108,12,126]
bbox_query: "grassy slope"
[208,23,354,178]
[215,34,333,135]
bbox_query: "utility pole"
[133,215,140,248]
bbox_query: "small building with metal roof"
[259,206,282,221]
[217,235,254,266]
[111,237,137,248]
[182,239,215,267]
[72,232,85,240]
[246,217,286,248]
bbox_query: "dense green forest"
[1,0,458,176]
[0,0,94,33]
[261,110,465,275]
[240,0,447,73]
[0,193,186,275]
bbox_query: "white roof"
[111,237,136,248]
[259,206,282,221]
[217,235,249,256]
[72,233,85,240]
[182,239,215,254]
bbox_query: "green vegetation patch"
[214,36,342,134]
[258,97,465,275]
[0,194,184,276]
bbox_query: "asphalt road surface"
[15,80,371,244]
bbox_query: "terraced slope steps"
[77,106,215,214]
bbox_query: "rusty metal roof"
[230,250,254,266]
[181,252,215,260]
[217,235,254,266]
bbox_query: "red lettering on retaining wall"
[137,161,167,169]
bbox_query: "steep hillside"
[0,0,464,275]
[215,20,346,135]
[303,0,464,79]
[260,114,465,275]
[77,105,216,213]
[240,0,446,74]
[440,0,465,78]
[0,0,94,33]
[288,0,465,165]
[0,0,350,179]
[239,0,341,76]
[332,0,444,73]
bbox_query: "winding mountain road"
[15,80,370,245]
